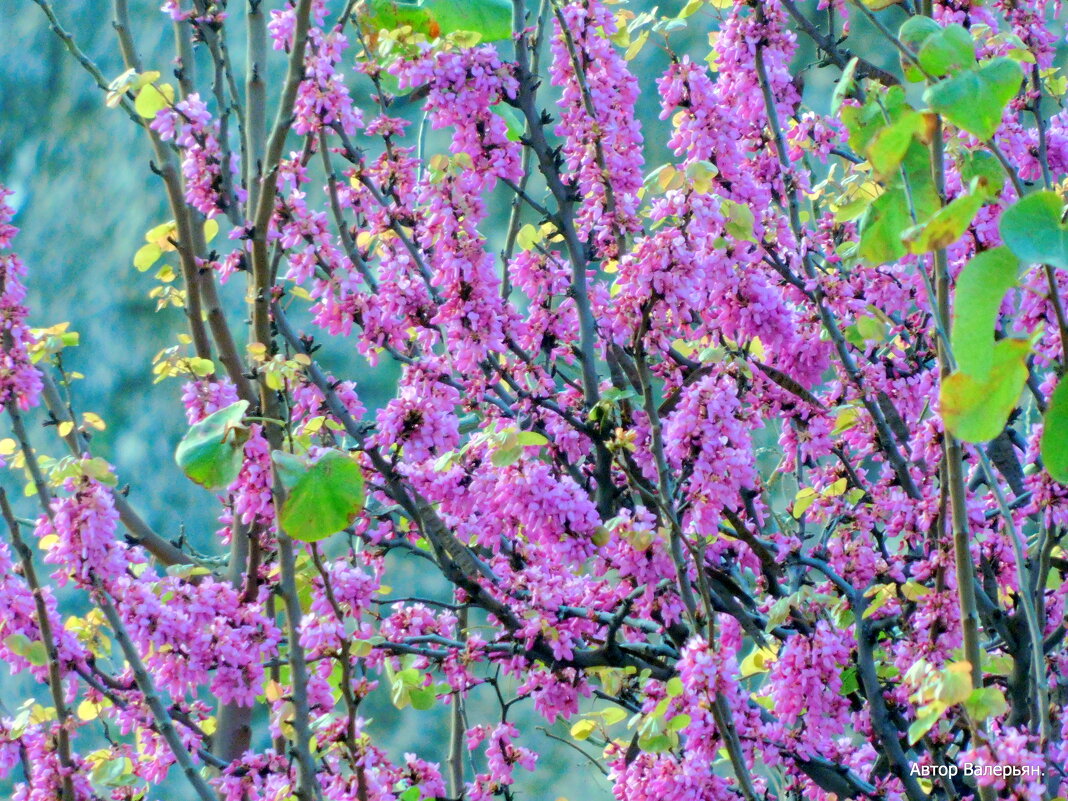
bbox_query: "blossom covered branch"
[5,0,1068,799]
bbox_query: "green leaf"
[4,633,48,666]
[840,666,859,696]
[958,150,1005,199]
[951,247,1020,380]
[792,487,817,519]
[999,190,1068,270]
[360,0,512,41]
[845,315,888,347]
[908,703,945,744]
[858,188,910,264]
[638,733,675,753]
[963,686,1008,721]
[924,58,1022,140]
[492,104,524,142]
[667,713,691,732]
[490,445,522,467]
[903,192,982,254]
[898,16,942,82]
[722,199,756,243]
[90,757,130,789]
[685,160,719,194]
[272,450,306,488]
[899,140,941,220]
[175,400,250,490]
[276,450,365,543]
[516,431,549,447]
[900,580,932,601]
[408,687,437,711]
[830,57,859,113]
[916,24,975,78]
[940,338,1030,442]
[862,584,895,619]
[1041,378,1068,483]
[841,85,909,153]
[81,456,119,486]
[865,111,924,179]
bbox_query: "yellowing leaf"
[655,166,682,193]
[570,719,597,740]
[678,0,703,18]
[941,337,1030,442]
[739,646,778,677]
[685,160,719,194]
[792,487,817,518]
[145,221,179,251]
[935,662,974,706]
[624,30,649,61]
[900,581,932,602]
[76,698,111,722]
[516,224,540,251]
[825,477,849,497]
[133,243,162,272]
[188,358,215,378]
[832,407,860,435]
[82,412,106,431]
[135,82,175,119]
[863,584,895,619]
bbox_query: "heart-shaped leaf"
[858,188,909,264]
[175,400,249,490]
[958,150,1005,199]
[275,450,365,543]
[1041,378,1068,483]
[950,247,1020,380]
[899,16,942,82]
[903,191,982,253]
[924,58,1022,140]
[999,190,1068,270]
[866,111,925,179]
[940,338,1029,442]
[963,686,1008,722]
[841,86,909,153]
[916,24,975,78]
[134,83,175,119]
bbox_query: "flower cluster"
[0,186,41,411]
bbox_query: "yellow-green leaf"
[135,83,175,119]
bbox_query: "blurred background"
[0,0,903,797]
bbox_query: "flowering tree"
[4,0,1068,798]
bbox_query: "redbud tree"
[3,0,1068,798]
